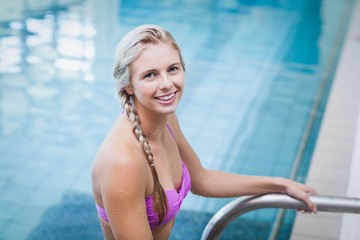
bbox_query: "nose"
[159,73,172,90]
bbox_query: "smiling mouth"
[155,92,176,103]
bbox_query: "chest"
[148,133,183,191]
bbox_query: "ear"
[125,85,134,95]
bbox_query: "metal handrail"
[201,193,360,240]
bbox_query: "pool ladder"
[201,193,360,239]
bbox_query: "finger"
[306,186,318,195]
[298,183,317,195]
[293,188,317,213]
[303,196,317,213]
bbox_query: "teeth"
[157,93,175,101]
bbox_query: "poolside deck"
[291,0,360,239]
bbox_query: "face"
[127,42,185,115]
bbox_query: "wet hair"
[112,24,185,225]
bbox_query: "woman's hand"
[283,179,318,214]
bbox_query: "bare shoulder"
[94,136,143,176]
[91,117,149,202]
[91,117,154,236]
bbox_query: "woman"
[91,24,317,240]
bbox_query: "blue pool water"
[0,0,354,239]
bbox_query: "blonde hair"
[113,24,185,224]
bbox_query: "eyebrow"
[169,62,182,68]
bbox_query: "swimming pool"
[0,0,354,239]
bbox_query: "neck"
[132,106,169,143]
[143,116,168,142]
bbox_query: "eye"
[143,72,156,79]
[168,66,179,73]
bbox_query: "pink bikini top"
[95,125,192,229]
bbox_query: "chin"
[157,106,177,115]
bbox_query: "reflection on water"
[0,1,101,143]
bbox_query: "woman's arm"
[168,114,317,213]
[97,146,154,239]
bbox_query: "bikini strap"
[166,124,176,140]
